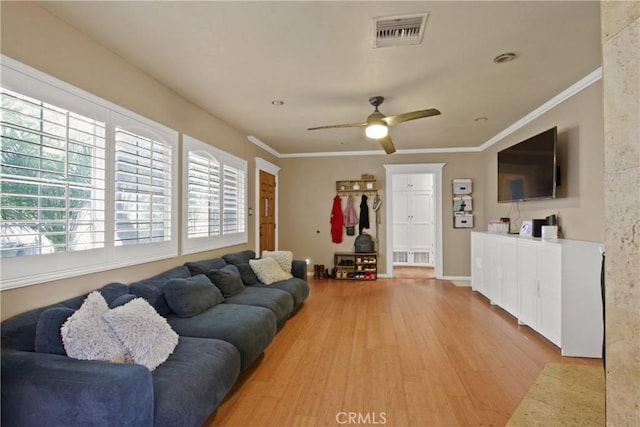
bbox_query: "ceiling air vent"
[373,13,428,48]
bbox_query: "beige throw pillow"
[249,257,292,285]
[261,250,294,274]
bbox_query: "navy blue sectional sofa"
[1,250,309,426]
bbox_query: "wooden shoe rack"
[333,252,377,280]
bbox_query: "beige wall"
[0,2,279,320]
[481,82,605,243]
[278,82,605,277]
[278,152,483,278]
[601,0,640,424]
[0,2,606,321]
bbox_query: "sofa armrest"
[1,349,154,427]
[292,260,307,281]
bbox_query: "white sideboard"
[471,232,604,358]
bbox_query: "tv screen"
[498,126,557,203]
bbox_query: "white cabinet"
[483,234,503,306]
[501,238,519,318]
[471,232,603,358]
[392,174,435,266]
[516,240,561,347]
[473,233,517,314]
[471,232,485,295]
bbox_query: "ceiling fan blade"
[382,108,441,127]
[378,135,396,154]
[307,122,367,131]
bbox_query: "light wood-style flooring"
[206,276,601,426]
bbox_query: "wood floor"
[205,277,601,426]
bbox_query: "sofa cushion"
[254,277,310,310]
[261,250,294,274]
[109,294,138,309]
[34,307,75,355]
[249,257,292,285]
[184,258,226,276]
[103,298,179,371]
[164,275,224,318]
[221,250,256,265]
[98,282,129,305]
[151,337,240,427]
[236,263,259,285]
[166,304,276,371]
[61,292,128,363]
[207,265,245,297]
[1,348,154,426]
[223,287,294,329]
[129,266,191,316]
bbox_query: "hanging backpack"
[354,233,374,253]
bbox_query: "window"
[0,56,178,289]
[1,89,106,258]
[114,127,173,245]
[182,135,247,254]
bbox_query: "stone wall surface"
[601,1,640,424]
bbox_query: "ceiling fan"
[307,96,441,154]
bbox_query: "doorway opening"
[384,164,445,279]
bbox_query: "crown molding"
[247,67,603,159]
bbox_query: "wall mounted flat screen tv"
[498,126,557,203]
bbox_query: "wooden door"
[259,170,276,254]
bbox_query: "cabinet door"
[517,240,539,328]
[409,174,433,191]
[485,235,503,306]
[392,191,410,263]
[471,233,485,294]
[538,244,562,347]
[410,190,435,265]
[501,238,519,317]
[393,174,410,190]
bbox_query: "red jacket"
[330,195,343,243]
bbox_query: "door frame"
[384,163,445,279]
[255,157,280,255]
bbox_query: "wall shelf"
[336,180,377,193]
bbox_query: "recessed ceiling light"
[474,117,488,123]
[493,52,518,63]
[271,100,284,106]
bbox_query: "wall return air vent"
[373,13,428,48]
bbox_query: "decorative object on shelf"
[519,220,533,237]
[488,220,509,234]
[336,179,377,193]
[541,225,558,240]
[453,178,474,228]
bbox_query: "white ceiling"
[39,1,601,156]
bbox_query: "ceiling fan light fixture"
[365,123,388,139]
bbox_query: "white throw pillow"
[103,298,179,371]
[61,291,128,363]
[249,257,292,285]
[261,250,294,274]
